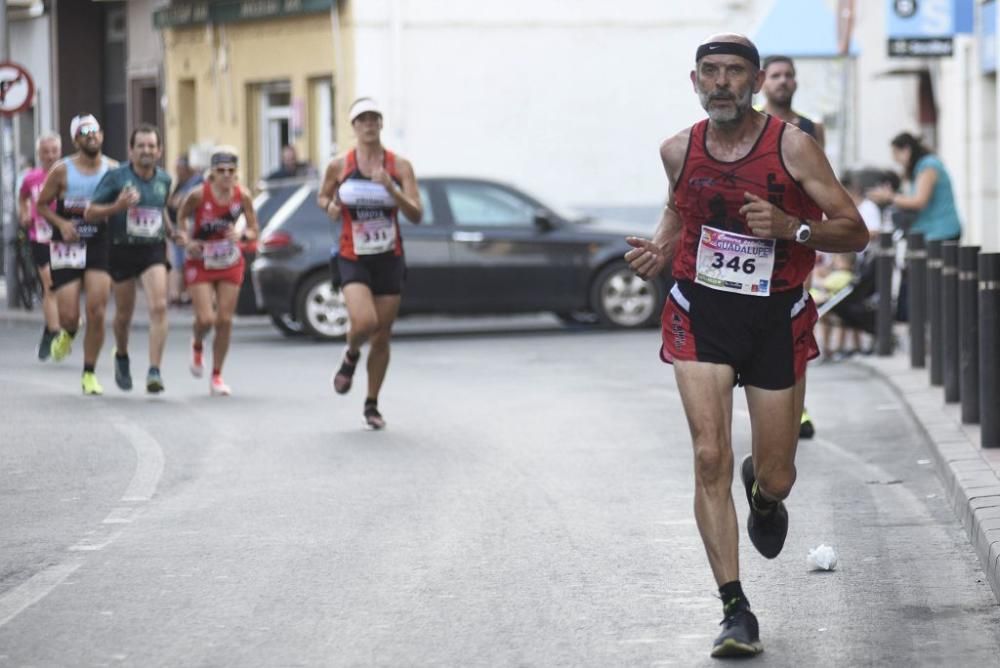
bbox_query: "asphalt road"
[1,317,998,667]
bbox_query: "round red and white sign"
[0,62,34,116]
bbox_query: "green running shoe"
[50,330,73,362]
[81,372,104,396]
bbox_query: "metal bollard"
[959,246,981,423]
[907,233,927,368]
[942,242,960,402]
[981,253,1000,448]
[927,241,944,385]
[876,231,895,356]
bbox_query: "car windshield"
[513,185,592,224]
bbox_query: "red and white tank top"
[672,116,821,295]
[192,182,244,270]
[337,149,403,260]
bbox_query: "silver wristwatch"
[794,219,812,244]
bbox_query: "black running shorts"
[336,252,406,296]
[50,235,111,290]
[109,242,169,283]
[660,279,819,390]
[31,241,50,268]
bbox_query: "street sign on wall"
[0,62,34,116]
[886,0,975,57]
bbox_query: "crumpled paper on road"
[807,544,838,571]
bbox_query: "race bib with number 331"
[695,226,775,297]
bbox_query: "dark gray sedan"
[251,177,670,339]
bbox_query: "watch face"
[797,225,811,242]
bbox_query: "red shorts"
[184,256,245,286]
[660,280,819,389]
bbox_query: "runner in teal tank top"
[86,124,179,394]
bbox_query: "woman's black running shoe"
[332,348,361,394]
[363,401,386,430]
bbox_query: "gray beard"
[699,89,753,125]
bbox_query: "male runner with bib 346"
[317,98,422,430]
[625,34,867,658]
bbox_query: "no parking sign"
[0,62,34,116]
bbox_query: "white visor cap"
[70,114,100,138]
[349,98,383,122]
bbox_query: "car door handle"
[452,231,485,243]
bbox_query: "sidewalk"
[852,348,1000,604]
[0,277,271,330]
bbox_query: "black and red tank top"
[193,182,244,241]
[673,116,821,293]
[337,149,403,260]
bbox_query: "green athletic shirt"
[91,163,173,245]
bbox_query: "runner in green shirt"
[86,124,183,394]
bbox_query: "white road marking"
[110,417,165,502]
[0,559,84,628]
[0,382,167,629]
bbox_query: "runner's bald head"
[696,34,760,71]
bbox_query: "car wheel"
[269,313,304,337]
[589,261,663,328]
[296,272,350,339]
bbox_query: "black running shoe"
[363,402,386,430]
[114,352,133,391]
[799,409,815,440]
[741,455,789,559]
[37,329,54,361]
[711,605,763,658]
[332,347,360,395]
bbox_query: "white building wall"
[11,13,53,137]
[349,0,769,215]
[851,1,920,170]
[127,0,167,81]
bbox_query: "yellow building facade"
[158,1,357,184]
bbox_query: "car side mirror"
[533,209,556,232]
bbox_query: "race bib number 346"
[694,226,775,297]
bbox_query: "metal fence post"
[907,232,927,368]
[980,253,1000,448]
[876,231,895,356]
[927,241,944,386]
[942,242,960,403]
[959,246,981,423]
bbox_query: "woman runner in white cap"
[317,97,423,430]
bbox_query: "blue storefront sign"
[983,1,997,73]
[886,0,975,57]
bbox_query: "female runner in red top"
[177,147,259,396]
[317,98,423,430]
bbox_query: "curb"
[852,354,1000,604]
[0,307,272,330]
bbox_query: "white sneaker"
[210,375,231,396]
